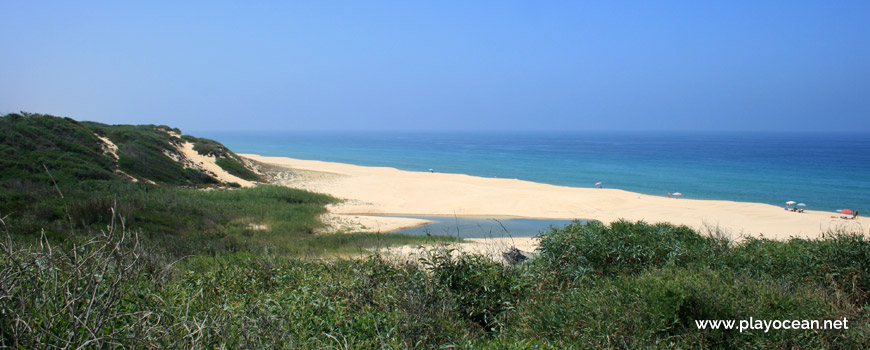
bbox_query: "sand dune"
[177,142,256,187]
[243,154,867,241]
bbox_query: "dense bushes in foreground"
[0,227,474,348]
[2,220,868,348]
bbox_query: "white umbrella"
[797,203,806,207]
[786,201,796,205]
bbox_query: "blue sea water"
[197,131,870,213]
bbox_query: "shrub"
[189,137,235,159]
[0,219,167,348]
[723,233,870,303]
[215,158,261,181]
[512,267,860,349]
[535,220,716,282]
[423,247,525,331]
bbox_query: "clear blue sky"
[1,1,868,132]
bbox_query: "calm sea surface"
[197,131,870,213]
[370,215,580,238]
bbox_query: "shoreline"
[243,153,867,241]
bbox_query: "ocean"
[197,131,870,213]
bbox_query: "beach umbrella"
[839,209,853,214]
[672,192,682,197]
[786,201,796,205]
[797,203,806,207]
[594,182,602,186]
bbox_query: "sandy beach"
[243,154,867,242]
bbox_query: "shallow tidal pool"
[385,215,582,238]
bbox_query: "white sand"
[95,135,119,160]
[243,154,868,242]
[320,214,432,234]
[95,133,143,182]
[178,142,256,187]
[376,237,539,263]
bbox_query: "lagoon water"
[380,216,580,239]
[199,131,870,212]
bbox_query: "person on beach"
[668,192,671,198]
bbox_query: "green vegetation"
[3,220,867,348]
[184,135,235,158]
[298,232,462,256]
[535,220,717,280]
[1,113,867,348]
[0,113,435,258]
[2,113,213,188]
[518,221,869,348]
[1,113,261,189]
[215,157,261,181]
[182,133,262,181]
[66,183,339,257]
[0,113,115,184]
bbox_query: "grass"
[3,220,867,348]
[8,181,355,258]
[4,219,868,348]
[534,219,718,281]
[215,157,261,181]
[6,205,870,349]
[0,225,477,349]
[516,220,869,348]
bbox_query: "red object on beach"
[840,209,853,214]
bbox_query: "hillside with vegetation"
[0,113,446,256]
[1,113,868,348]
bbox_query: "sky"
[1,1,868,132]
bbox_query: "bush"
[215,158,261,181]
[0,234,477,348]
[723,233,870,303]
[511,266,861,349]
[0,221,167,348]
[3,217,869,348]
[189,137,235,159]
[423,247,525,331]
[535,220,717,282]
